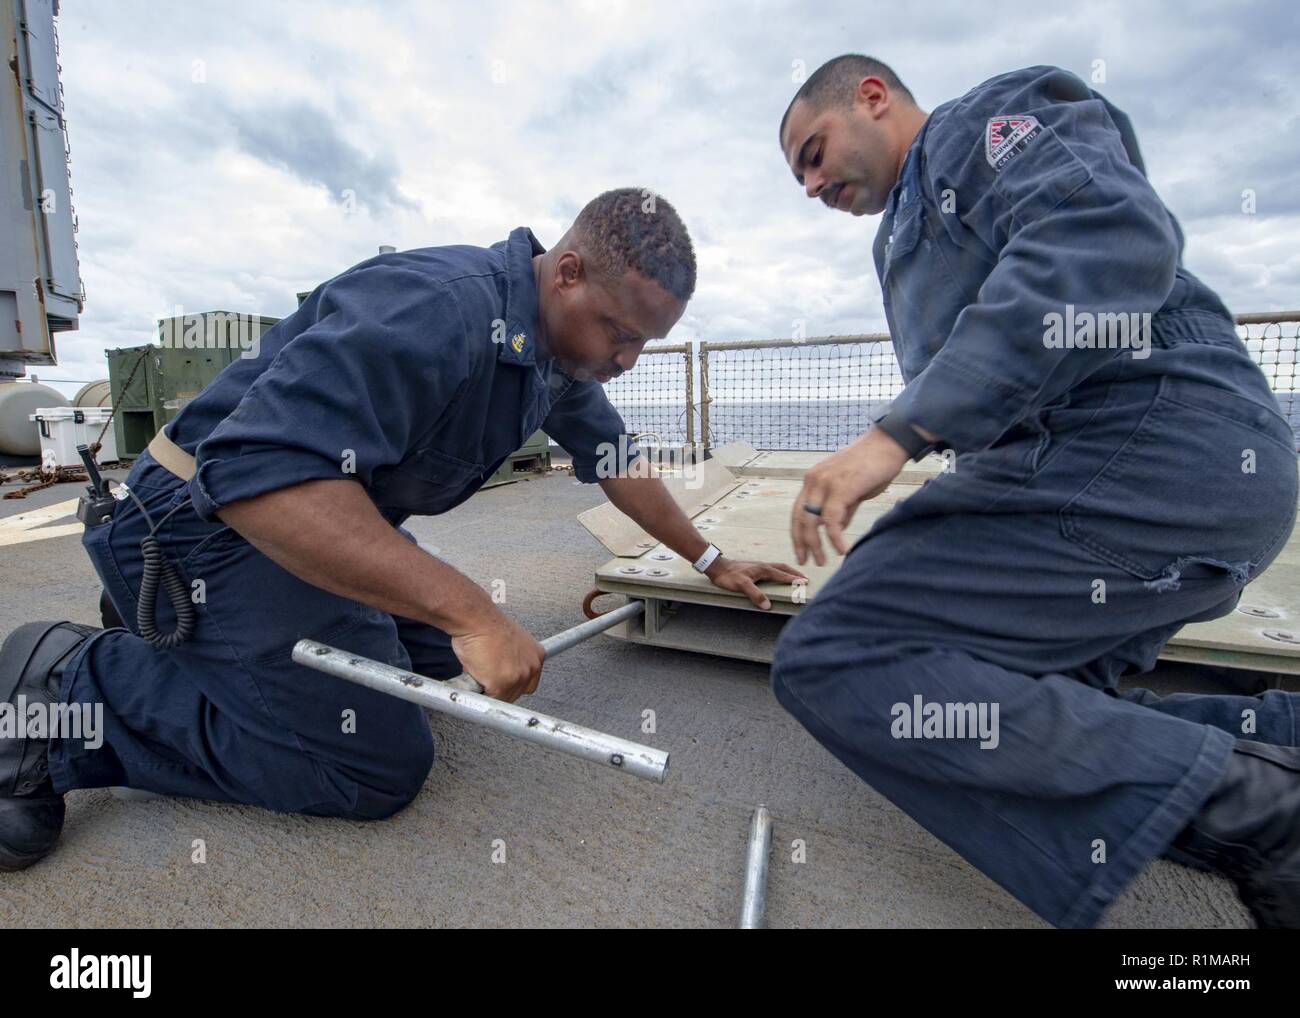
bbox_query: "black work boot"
[0,621,100,871]
[1171,740,1300,928]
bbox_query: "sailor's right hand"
[450,615,545,703]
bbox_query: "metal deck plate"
[592,445,1300,676]
[730,449,946,485]
[578,457,744,556]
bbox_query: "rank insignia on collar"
[985,115,1042,170]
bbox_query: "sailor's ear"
[555,249,584,288]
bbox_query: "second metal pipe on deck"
[740,805,773,929]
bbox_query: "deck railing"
[602,311,1300,454]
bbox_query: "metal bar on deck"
[740,804,773,929]
[291,601,666,783]
[540,600,644,656]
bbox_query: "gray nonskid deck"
[0,463,1252,927]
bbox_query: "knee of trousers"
[769,600,863,686]
[302,720,435,822]
[771,606,868,715]
[771,605,919,735]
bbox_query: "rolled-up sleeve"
[188,266,470,520]
[888,69,1180,453]
[542,378,642,483]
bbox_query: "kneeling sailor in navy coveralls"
[776,57,1300,927]
[0,189,805,870]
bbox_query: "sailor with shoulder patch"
[778,56,1300,929]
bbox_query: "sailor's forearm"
[597,470,710,563]
[215,478,495,637]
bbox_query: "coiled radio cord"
[112,483,198,649]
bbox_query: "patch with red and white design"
[985,115,1042,170]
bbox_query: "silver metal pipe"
[445,600,644,693]
[290,601,666,783]
[740,804,773,929]
[541,600,644,656]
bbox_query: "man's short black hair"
[779,54,915,145]
[572,188,696,302]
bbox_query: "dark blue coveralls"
[771,66,1299,926]
[50,227,637,819]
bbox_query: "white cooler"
[28,406,120,468]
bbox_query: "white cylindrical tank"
[73,379,112,407]
[0,381,71,455]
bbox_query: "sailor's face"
[545,260,685,383]
[782,98,895,216]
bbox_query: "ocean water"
[610,393,1300,453]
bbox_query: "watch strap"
[692,542,722,573]
[873,412,936,462]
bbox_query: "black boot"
[1171,740,1300,928]
[0,621,100,871]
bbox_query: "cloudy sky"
[33,0,1298,393]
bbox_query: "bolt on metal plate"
[618,566,643,574]
[1263,629,1300,644]
[1238,605,1282,619]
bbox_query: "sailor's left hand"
[791,428,911,566]
[704,556,808,611]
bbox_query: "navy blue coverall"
[50,227,638,819]
[771,66,1299,926]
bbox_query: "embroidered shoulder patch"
[985,115,1042,170]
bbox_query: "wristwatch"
[692,542,723,573]
[870,402,937,462]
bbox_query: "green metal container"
[104,344,159,460]
[106,312,281,458]
[481,430,551,488]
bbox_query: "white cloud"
[34,0,1298,397]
